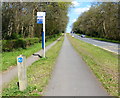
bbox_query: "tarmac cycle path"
[45,35,108,96]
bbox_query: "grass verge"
[67,34,118,96]
[2,35,61,71]
[2,36,64,96]
[88,37,120,44]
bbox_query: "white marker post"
[17,55,27,91]
[37,12,46,58]
[43,12,46,58]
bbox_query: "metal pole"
[37,12,46,58]
[43,13,45,58]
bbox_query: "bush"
[2,37,40,52]
[25,38,40,47]
[2,40,15,51]
[2,34,61,52]
[13,39,26,49]
[46,33,61,41]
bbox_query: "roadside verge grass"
[2,35,60,71]
[84,35,120,44]
[2,36,64,96]
[67,34,118,96]
[87,36,120,44]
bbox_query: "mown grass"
[2,35,60,71]
[86,36,120,44]
[2,36,64,96]
[67,34,118,96]
[92,37,120,44]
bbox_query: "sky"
[66,0,92,33]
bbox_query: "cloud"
[72,1,80,7]
[67,13,70,17]
[72,19,77,23]
[74,5,91,15]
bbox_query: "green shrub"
[17,39,26,48]
[2,34,61,52]
[2,40,15,51]
[2,38,39,52]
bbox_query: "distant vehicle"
[81,35,86,38]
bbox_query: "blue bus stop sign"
[37,19,43,24]
[18,57,23,63]
[37,15,43,24]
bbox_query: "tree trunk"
[103,20,107,37]
[21,24,24,37]
[31,9,35,38]
[16,10,20,35]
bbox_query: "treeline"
[72,2,120,41]
[2,2,71,40]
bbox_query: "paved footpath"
[45,35,108,96]
[0,38,61,90]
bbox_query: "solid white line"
[75,35,119,55]
[93,44,118,54]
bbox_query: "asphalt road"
[45,35,108,96]
[73,34,119,54]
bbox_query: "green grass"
[2,36,64,96]
[1,35,60,71]
[67,34,118,96]
[86,36,120,44]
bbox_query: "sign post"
[37,12,46,58]
[17,55,27,91]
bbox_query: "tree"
[2,2,71,40]
[72,2,120,40]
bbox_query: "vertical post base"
[17,55,27,91]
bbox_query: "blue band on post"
[42,32,44,49]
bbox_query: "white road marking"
[92,44,118,54]
[75,35,119,55]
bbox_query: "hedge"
[2,37,40,52]
[2,33,61,52]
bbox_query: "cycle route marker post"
[37,12,46,58]
[17,55,27,91]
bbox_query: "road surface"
[45,35,108,96]
[74,34,119,54]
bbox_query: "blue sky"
[66,1,92,33]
